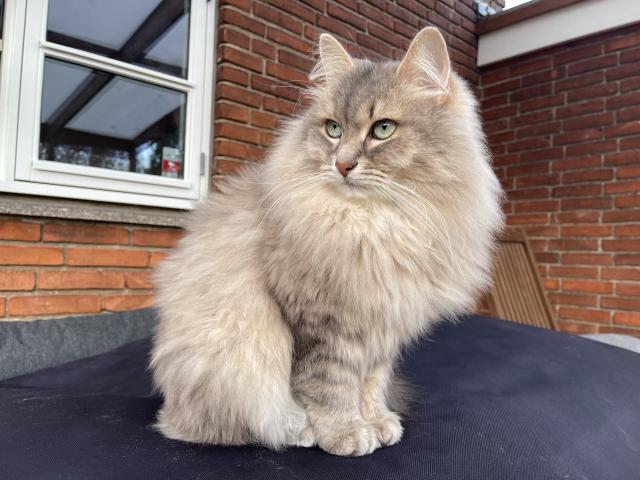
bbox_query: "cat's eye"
[371,119,397,140]
[325,120,343,138]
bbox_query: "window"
[0,0,214,209]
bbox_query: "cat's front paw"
[317,423,380,457]
[372,412,403,446]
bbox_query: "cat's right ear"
[397,27,451,100]
[310,34,353,83]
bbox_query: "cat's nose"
[335,160,357,177]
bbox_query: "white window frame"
[0,0,215,209]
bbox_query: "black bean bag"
[1,314,639,480]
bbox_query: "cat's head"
[272,27,495,206]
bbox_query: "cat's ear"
[397,27,451,99]
[310,34,353,83]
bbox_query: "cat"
[150,27,504,457]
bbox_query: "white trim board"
[478,0,640,67]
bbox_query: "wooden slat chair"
[483,228,557,330]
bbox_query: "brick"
[132,229,182,248]
[515,121,562,139]
[0,221,40,241]
[615,225,640,237]
[567,54,616,75]
[248,40,275,62]
[606,180,640,194]
[562,169,614,184]
[553,184,601,198]
[604,32,640,52]
[8,295,101,316]
[520,147,563,162]
[506,214,548,225]
[615,195,640,209]
[621,137,640,150]
[387,3,420,27]
[525,226,559,237]
[602,267,640,280]
[481,67,510,86]
[506,162,549,177]
[0,297,4,316]
[558,307,610,323]
[522,67,565,87]
[267,28,313,54]
[615,254,640,265]
[557,321,599,334]
[278,50,314,72]
[39,271,125,290]
[510,84,552,103]
[268,0,316,23]
[607,92,640,110]
[507,137,550,153]
[562,280,613,294]
[565,141,616,158]
[507,187,550,200]
[617,106,640,122]
[251,111,278,129]
[254,3,303,34]
[553,129,601,146]
[0,246,63,265]
[516,174,560,188]
[149,252,168,267]
[556,212,602,225]
[603,240,640,252]
[604,211,640,223]
[218,45,262,73]
[599,326,640,336]
[327,3,366,30]
[552,156,601,171]
[216,84,261,108]
[549,266,599,279]
[66,248,148,267]
[218,28,250,50]
[604,151,640,166]
[601,296,640,311]
[509,57,552,76]
[567,84,617,103]
[561,197,612,211]
[618,166,640,179]
[510,110,553,128]
[561,253,613,265]
[520,94,564,113]
[563,112,613,131]
[43,223,129,245]
[614,312,640,326]
[554,44,601,65]
[103,294,155,312]
[621,76,640,92]
[215,103,250,123]
[0,271,35,291]
[217,65,249,86]
[266,62,308,83]
[549,293,598,307]
[483,105,518,122]
[604,122,640,138]
[555,70,603,92]
[484,79,521,98]
[606,63,640,81]
[514,200,558,213]
[555,99,604,119]
[561,225,612,237]
[216,122,261,145]
[126,272,154,290]
[358,3,393,28]
[219,9,265,36]
[616,283,640,297]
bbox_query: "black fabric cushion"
[1,315,639,479]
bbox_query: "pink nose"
[335,160,357,177]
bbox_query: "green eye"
[325,120,342,138]
[371,119,397,140]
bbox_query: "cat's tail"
[151,288,310,449]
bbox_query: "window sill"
[0,193,187,227]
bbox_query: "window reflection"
[39,58,186,178]
[47,0,190,78]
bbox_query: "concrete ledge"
[0,193,187,227]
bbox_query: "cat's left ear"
[310,33,353,83]
[397,27,451,100]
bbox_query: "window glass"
[0,0,4,38]
[46,0,190,78]
[39,57,187,178]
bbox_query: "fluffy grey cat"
[151,27,504,457]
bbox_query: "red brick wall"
[0,216,180,319]
[480,23,640,336]
[213,0,479,177]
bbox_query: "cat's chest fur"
[263,198,443,345]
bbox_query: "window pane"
[46,0,190,78]
[0,0,4,39]
[39,57,187,178]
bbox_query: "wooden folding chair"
[482,228,557,330]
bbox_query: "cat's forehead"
[319,60,403,123]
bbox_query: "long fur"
[150,28,504,456]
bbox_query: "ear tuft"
[397,27,451,98]
[310,34,353,83]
